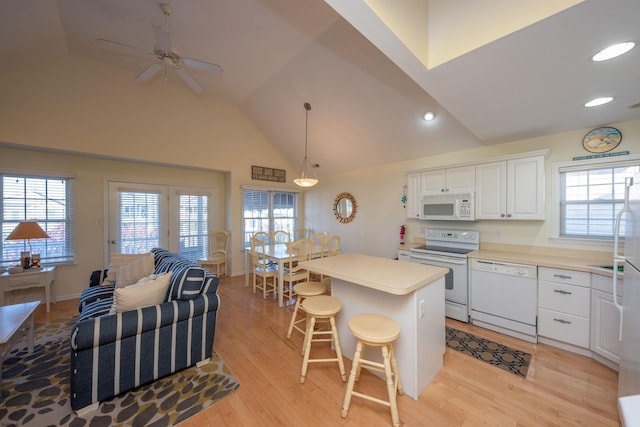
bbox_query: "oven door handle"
[410,254,467,265]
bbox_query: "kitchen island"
[299,253,448,399]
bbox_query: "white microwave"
[421,192,475,221]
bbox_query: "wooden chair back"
[272,230,291,244]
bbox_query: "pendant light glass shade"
[294,102,318,188]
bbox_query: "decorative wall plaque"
[582,127,622,153]
[251,165,286,183]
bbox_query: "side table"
[0,300,40,403]
[0,266,56,312]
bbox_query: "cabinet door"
[590,289,621,365]
[421,169,446,195]
[406,173,422,219]
[475,161,507,219]
[507,156,545,220]
[446,165,475,193]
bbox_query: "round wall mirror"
[333,192,357,224]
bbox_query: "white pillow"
[115,253,155,288]
[102,253,150,285]
[110,272,172,313]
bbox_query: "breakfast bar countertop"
[299,253,448,295]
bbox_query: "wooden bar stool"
[299,295,347,384]
[286,281,326,340]
[341,313,403,427]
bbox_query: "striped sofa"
[70,248,220,412]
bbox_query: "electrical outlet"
[419,299,425,318]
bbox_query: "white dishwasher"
[470,259,538,343]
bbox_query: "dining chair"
[312,231,328,247]
[318,235,340,286]
[294,227,310,241]
[272,230,291,244]
[321,235,340,257]
[253,231,271,245]
[250,236,278,298]
[252,231,273,266]
[198,230,230,277]
[280,238,312,303]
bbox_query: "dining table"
[244,242,324,307]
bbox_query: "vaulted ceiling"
[1,0,639,175]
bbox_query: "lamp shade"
[5,221,50,240]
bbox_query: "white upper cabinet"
[422,165,475,195]
[406,172,422,219]
[476,155,545,220]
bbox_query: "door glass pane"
[119,192,160,253]
[179,194,208,262]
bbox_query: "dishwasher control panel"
[470,259,537,279]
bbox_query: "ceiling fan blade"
[135,62,162,82]
[94,38,153,56]
[181,57,223,73]
[174,67,204,94]
[152,24,172,53]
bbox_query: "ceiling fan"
[94,3,222,94]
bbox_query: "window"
[1,174,75,267]
[109,182,213,263]
[243,188,299,247]
[178,193,209,262]
[556,158,639,239]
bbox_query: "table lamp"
[5,221,50,269]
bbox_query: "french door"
[108,182,168,254]
[108,181,213,262]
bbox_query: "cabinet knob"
[501,213,506,218]
[507,213,512,218]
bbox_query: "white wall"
[304,118,640,259]
[0,54,300,283]
[0,146,229,301]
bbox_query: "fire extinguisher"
[400,225,406,245]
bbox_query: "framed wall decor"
[582,127,622,153]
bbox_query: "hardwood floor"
[35,274,621,426]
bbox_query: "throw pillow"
[166,265,206,301]
[110,272,172,313]
[114,253,155,288]
[101,253,150,285]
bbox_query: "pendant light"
[294,102,319,187]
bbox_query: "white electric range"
[409,229,479,322]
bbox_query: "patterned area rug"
[446,327,531,378]
[1,318,239,426]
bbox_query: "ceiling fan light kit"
[95,2,222,94]
[294,102,319,188]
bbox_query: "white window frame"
[1,172,75,267]
[552,154,640,240]
[242,186,300,248]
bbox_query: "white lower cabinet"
[398,249,411,262]
[590,274,622,370]
[537,267,591,349]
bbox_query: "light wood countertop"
[469,243,617,277]
[300,253,448,295]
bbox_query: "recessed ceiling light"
[592,42,635,61]
[423,112,436,121]
[585,97,614,107]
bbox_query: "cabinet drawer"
[8,276,42,287]
[538,281,590,317]
[398,250,411,262]
[538,308,590,348]
[538,267,590,287]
